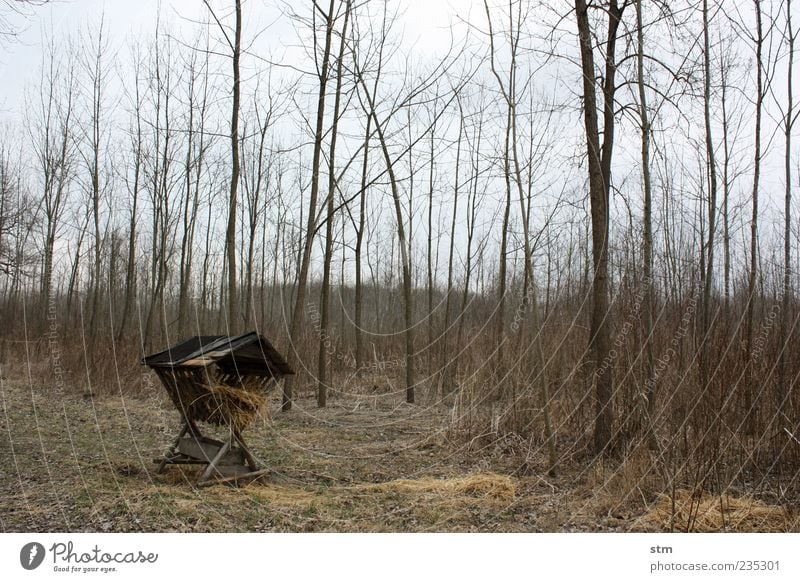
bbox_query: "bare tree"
[0,0,49,45]
[29,39,76,312]
[117,44,145,341]
[778,0,795,400]
[79,14,111,339]
[356,78,417,403]
[204,0,242,333]
[176,35,212,337]
[0,146,33,280]
[483,0,514,375]
[634,0,656,429]
[318,0,351,408]
[744,0,765,428]
[143,24,179,346]
[282,0,337,411]
[574,0,625,456]
[442,91,464,395]
[699,0,719,395]
[241,76,280,330]
[353,65,373,377]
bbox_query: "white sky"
[1,0,794,283]
[0,0,474,116]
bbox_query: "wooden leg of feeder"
[157,423,189,473]
[197,440,232,485]
[186,419,202,439]
[233,430,258,471]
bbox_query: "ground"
[0,376,792,532]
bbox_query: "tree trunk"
[318,0,350,408]
[745,0,763,430]
[574,0,624,457]
[700,0,718,396]
[225,0,242,332]
[779,0,794,401]
[283,0,336,411]
[358,77,416,403]
[636,0,656,434]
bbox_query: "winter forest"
[2,0,800,532]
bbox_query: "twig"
[784,427,800,447]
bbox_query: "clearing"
[0,377,793,532]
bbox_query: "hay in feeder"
[155,365,271,432]
[639,489,795,532]
[202,382,268,432]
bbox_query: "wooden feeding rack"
[142,332,294,487]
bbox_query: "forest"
[1,0,800,532]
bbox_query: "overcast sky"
[1,0,479,117]
[1,0,792,259]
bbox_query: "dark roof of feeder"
[141,331,294,377]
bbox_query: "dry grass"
[348,473,516,501]
[120,472,520,531]
[3,374,798,532]
[216,472,516,512]
[210,483,318,507]
[639,489,797,532]
[569,447,664,522]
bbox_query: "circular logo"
[20,542,45,570]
